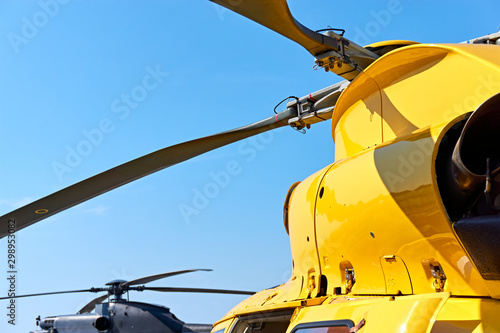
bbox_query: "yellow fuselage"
[213,43,500,332]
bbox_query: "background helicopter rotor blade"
[0,289,102,300]
[210,0,378,79]
[141,286,255,295]
[121,269,213,288]
[0,270,252,316]
[77,294,109,314]
[0,108,296,239]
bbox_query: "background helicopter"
[1,1,500,332]
[0,269,254,333]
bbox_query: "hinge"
[314,36,354,73]
[286,81,349,131]
[462,31,500,45]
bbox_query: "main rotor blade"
[77,294,109,314]
[0,289,100,300]
[142,286,255,295]
[122,269,212,288]
[211,0,338,55]
[0,108,296,239]
[210,0,378,80]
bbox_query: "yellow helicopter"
[2,0,500,332]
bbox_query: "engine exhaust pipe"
[441,92,500,220]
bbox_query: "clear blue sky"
[0,0,499,332]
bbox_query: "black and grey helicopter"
[0,269,253,333]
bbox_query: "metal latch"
[429,261,446,291]
[345,267,355,293]
[306,273,316,298]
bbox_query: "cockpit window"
[231,310,293,333]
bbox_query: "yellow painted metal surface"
[366,40,420,48]
[333,72,382,159]
[332,44,500,160]
[214,295,500,333]
[316,121,490,297]
[214,278,311,324]
[287,293,448,333]
[287,166,331,299]
[430,297,500,332]
[214,297,303,326]
[216,43,500,332]
[380,255,413,295]
[211,318,235,333]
